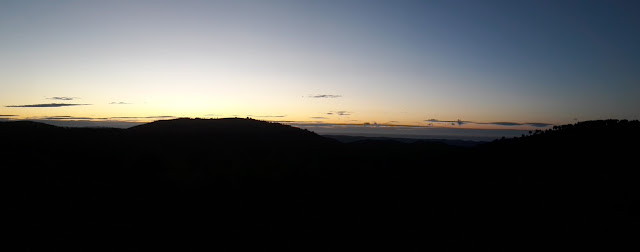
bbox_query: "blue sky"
[1,0,639,132]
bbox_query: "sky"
[1,0,639,133]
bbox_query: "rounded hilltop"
[127,117,331,145]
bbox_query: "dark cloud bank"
[6,103,91,108]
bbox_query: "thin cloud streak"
[6,103,91,108]
[109,116,176,120]
[247,115,287,118]
[109,102,132,105]
[41,116,107,120]
[426,119,465,126]
[425,119,553,127]
[328,111,352,116]
[308,94,342,98]
[47,97,79,101]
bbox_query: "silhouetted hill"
[0,120,61,130]
[3,119,639,251]
[485,119,640,148]
[464,120,640,249]
[128,117,328,143]
[0,120,64,141]
[476,119,640,174]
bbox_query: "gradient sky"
[1,0,639,129]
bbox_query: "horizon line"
[2,115,560,130]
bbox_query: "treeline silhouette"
[3,118,639,251]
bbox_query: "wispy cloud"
[0,115,16,121]
[6,103,91,108]
[310,117,329,119]
[109,102,132,105]
[41,116,106,120]
[21,115,177,122]
[47,97,79,101]
[31,119,143,128]
[426,119,465,126]
[247,115,287,118]
[328,111,351,116]
[308,94,342,98]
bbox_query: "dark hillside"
[4,119,640,251]
[465,120,640,249]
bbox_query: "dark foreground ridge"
[4,118,639,251]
